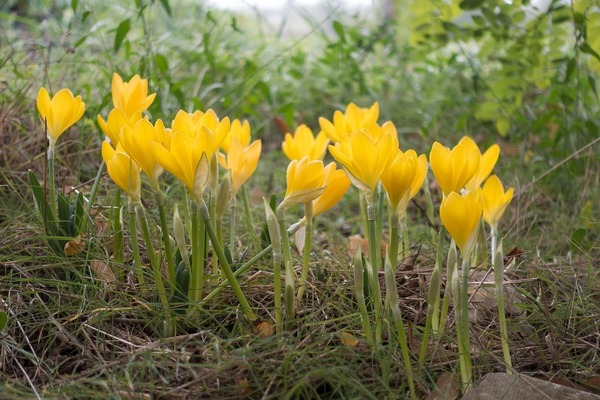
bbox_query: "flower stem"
[297,202,313,300]
[198,199,256,321]
[201,221,304,304]
[451,263,472,391]
[458,258,473,390]
[189,201,203,302]
[366,199,383,346]
[128,200,145,288]
[135,203,170,313]
[241,185,260,249]
[277,209,295,325]
[492,228,512,372]
[112,190,124,281]
[384,255,417,400]
[353,247,373,348]
[154,188,175,290]
[229,198,237,260]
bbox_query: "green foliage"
[28,170,85,256]
[0,311,7,332]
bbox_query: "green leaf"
[460,0,484,10]
[570,228,586,252]
[82,11,90,23]
[580,42,600,61]
[495,118,510,136]
[588,74,598,100]
[58,192,72,237]
[0,311,7,331]
[75,192,85,234]
[155,53,169,73]
[332,20,345,41]
[114,19,131,53]
[159,0,172,16]
[71,0,79,13]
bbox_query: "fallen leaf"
[64,235,85,256]
[427,372,460,400]
[295,225,306,254]
[340,331,359,347]
[254,321,274,338]
[90,260,116,283]
[348,234,369,257]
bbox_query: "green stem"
[277,209,295,325]
[366,198,383,346]
[384,255,417,400]
[438,238,457,338]
[47,146,57,223]
[353,247,373,348]
[459,258,473,390]
[450,265,471,391]
[297,202,313,300]
[113,190,124,281]
[189,201,202,302]
[375,184,384,273]
[241,185,260,249]
[492,228,512,372]
[430,226,446,335]
[128,200,145,288]
[229,198,237,260]
[201,221,304,304]
[423,174,436,243]
[154,188,175,291]
[198,199,256,321]
[136,203,170,313]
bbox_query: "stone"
[461,373,600,400]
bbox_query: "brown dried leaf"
[64,235,85,256]
[90,260,116,283]
[348,234,369,257]
[340,331,359,347]
[427,372,460,400]
[254,321,274,339]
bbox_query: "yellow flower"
[102,141,141,202]
[170,109,230,151]
[279,157,326,210]
[380,149,428,215]
[459,136,500,192]
[221,119,251,154]
[328,130,396,197]
[319,102,379,142]
[282,124,330,161]
[430,141,480,197]
[36,87,85,149]
[119,118,166,185]
[97,108,142,145]
[481,175,513,229]
[312,162,351,216]
[111,73,156,118]
[218,138,262,196]
[440,191,483,257]
[152,127,216,199]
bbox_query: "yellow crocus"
[119,118,166,185]
[439,191,483,257]
[460,136,500,192]
[381,149,428,215]
[97,108,142,145]
[278,157,326,210]
[102,141,141,203]
[481,175,513,229]
[218,137,262,196]
[430,141,480,197]
[111,73,156,118]
[319,102,379,142]
[282,124,330,161]
[221,119,251,154]
[312,162,351,216]
[170,109,230,151]
[152,128,215,199]
[328,130,395,197]
[36,87,85,149]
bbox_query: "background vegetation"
[0,0,598,398]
